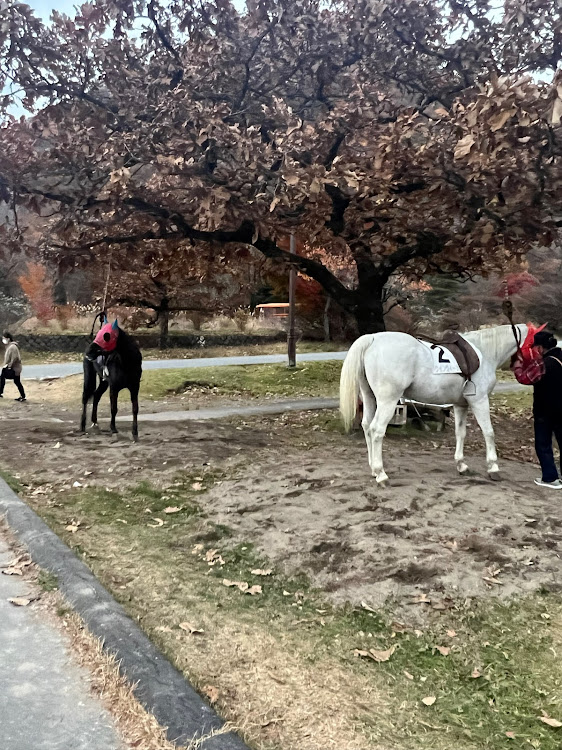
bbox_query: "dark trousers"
[0,367,25,399]
[534,414,562,482]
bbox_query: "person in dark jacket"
[0,332,26,402]
[512,330,562,489]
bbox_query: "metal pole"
[287,233,297,368]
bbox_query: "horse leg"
[368,396,399,485]
[91,380,109,427]
[129,387,139,442]
[81,360,97,432]
[468,397,500,478]
[80,401,88,433]
[453,405,469,474]
[110,388,119,435]
[360,387,376,469]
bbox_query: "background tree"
[0,0,560,333]
[17,262,54,324]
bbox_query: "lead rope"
[501,280,522,355]
[89,254,112,338]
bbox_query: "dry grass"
[44,592,180,750]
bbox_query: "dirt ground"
[1,385,561,619]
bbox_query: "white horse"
[340,324,528,485]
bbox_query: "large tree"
[0,0,560,333]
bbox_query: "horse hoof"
[90,423,100,432]
[457,462,469,474]
[488,471,501,482]
[131,435,138,443]
[375,472,389,487]
[111,433,119,442]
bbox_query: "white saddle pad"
[419,340,463,375]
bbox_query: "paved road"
[0,532,123,750]
[23,351,348,381]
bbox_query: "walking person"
[511,330,562,489]
[0,332,26,402]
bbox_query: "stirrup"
[462,379,476,396]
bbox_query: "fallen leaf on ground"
[2,568,23,576]
[483,576,504,586]
[223,579,249,592]
[538,716,562,728]
[163,506,181,514]
[404,671,414,680]
[8,597,31,607]
[354,645,396,663]
[246,585,262,596]
[65,523,80,533]
[202,685,219,704]
[446,629,457,638]
[435,646,451,656]
[72,481,83,488]
[191,482,203,491]
[251,568,273,576]
[147,518,164,528]
[471,668,482,678]
[505,732,515,739]
[179,622,204,635]
[361,600,377,612]
[422,696,436,706]
[155,625,173,633]
[409,593,431,604]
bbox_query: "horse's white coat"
[339,324,528,484]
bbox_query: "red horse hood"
[521,322,547,360]
[94,321,119,352]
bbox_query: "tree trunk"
[353,294,386,335]
[158,299,169,349]
[323,297,331,342]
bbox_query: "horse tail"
[340,335,375,433]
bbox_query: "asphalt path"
[23,351,348,380]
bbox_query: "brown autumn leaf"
[354,645,396,663]
[422,696,436,706]
[538,716,562,728]
[223,579,248,591]
[435,646,451,656]
[505,732,515,739]
[2,567,23,576]
[8,597,31,607]
[446,629,457,638]
[65,523,80,533]
[178,622,204,635]
[147,518,164,528]
[191,482,203,491]
[202,685,220,704]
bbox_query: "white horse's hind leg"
[369,396,399,485]
[360,388,377,469]
[453,405,469,474]
[469,398,500,477]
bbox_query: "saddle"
[418,331,480,380]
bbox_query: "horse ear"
[112,319,119,330]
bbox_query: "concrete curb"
[0,479,249,750]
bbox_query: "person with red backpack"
[511,330,562,489]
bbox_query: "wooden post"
[287,234,297,368]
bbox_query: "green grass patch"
[38,570,58,592]
[0,469,24,494]
[141,360,342,400]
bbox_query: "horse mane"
[462,324,524,363]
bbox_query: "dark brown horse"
[80,321,142,441]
